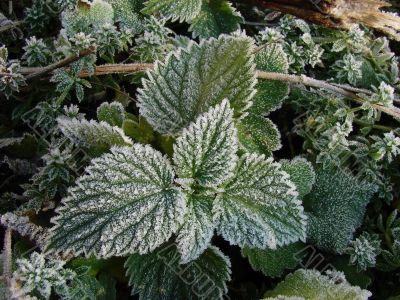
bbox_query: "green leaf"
[125,243,231,299]
[189,0,242,38]
[98,272,117,300]
[97,101,125,127]
[122,115,155,144]
[263,269,371,300]
[69,269,104,300]
[281,157,315,198]
[138,33,256,134]
[57,117,133,153]
[142,0,202,22]
[173,99,238,188]
[242,242,305,278]
[48,145,186,258]
[110,0,147,33]
[305,168,375,253]
[214,153,307,249]
[251,44,289,115]
[176,193,215,263]
[237,114,281,155]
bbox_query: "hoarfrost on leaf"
[173,99,238,188]
[214,153,307,249]
[57,117,133,152]
[142,0,202,23]
[47,145,186,258]
[125,243,231,300]
[263,269,371,300]
[138,33,256,134]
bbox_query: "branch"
[13,61,400,119]
[3,227,12,299]
[256,71,400,119]
[233,0,400,41]
[23,46,97,80]
[78,63,154,77]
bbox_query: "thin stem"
[24,46,96,80]
[3,227,12,299]
[12,60,400,120]
[78,63,153,77]
[0,20,24,34]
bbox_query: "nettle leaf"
[176,193,215,263]
[214,153,307,249]
[251,44,290,115]
[142,0,202,22]
[305,168,376,254]
[138,33,256,134]
[281,157,315,198]
[263,269,372,300]
[96,101,125,127]
[57,117,133,152]
[242,242,305,278]
[173,99,238,188]
[237,114,282,155]
[125,243,231,300]
[48,145,186,258]
[190,0,242,39]
[110,0,147,33]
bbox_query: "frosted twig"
[3,227,12,299]
[22,46,96,80]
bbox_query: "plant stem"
[3,227,12,299]
[23,46,97,80]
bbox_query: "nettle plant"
[47,34,308,298]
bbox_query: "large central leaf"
[214,153,307,249]
[48,145,186,257]
[138,33,256,134]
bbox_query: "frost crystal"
[138,33,256,134]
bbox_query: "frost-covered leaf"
[142,0,202,22]
[189,0,242,38]
[346,232,381,271]
[57,117,132,153]
[48,145,186,258]
[96,101,125,127]
[125,243,231,300]
[305,168,376,254]
[214,153,307,249]
[281,157,315,198]
[173,99,238,188]
[176,193,215,263]
[110,0,146,33]
[138,33,256,134]
[237,114,281,155]
[264,269,371,300]
[251,44,290,115]
[62,0,114,36]
[242,242,304,278]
